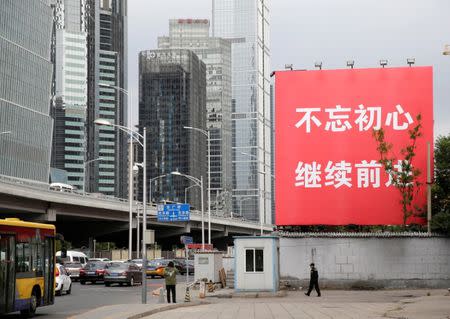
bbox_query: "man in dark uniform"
[305,263,321,297]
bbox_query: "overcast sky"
[128,0,450,137]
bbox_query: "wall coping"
[276,231,446,238]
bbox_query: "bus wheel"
[20,288,38,317]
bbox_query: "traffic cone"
[184,287,191,302]
[158,287,165,304]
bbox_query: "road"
[3,275,193,319]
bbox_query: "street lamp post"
[185,184,199,203]
[171,171,204,250]
[241,152,268,235]
[239,197,253,217]
[183,126,211,244]
[148,174,168,206]
[83,157,104,195]
[98,84,134,259]
[94,119,148,304]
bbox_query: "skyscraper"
[51,0,88,190]
[212,0,272,223]
[0,0,54,182]
[139,49,207,210]
[158,19,232,214]
[85,0,128,197]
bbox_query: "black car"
[172,259,191,275]
[79,261,109,284]
[104,262,142,286]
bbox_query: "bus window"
[16,243,31,273]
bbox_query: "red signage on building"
[187,243,213,250]
[275,67,433,225]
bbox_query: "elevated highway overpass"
[0,174,273,249]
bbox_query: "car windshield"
[84,262,107,269]
[156,260,169,266]
[109,262,128,269]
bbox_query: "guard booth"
[234,236,280,292]
[194,251,223,282]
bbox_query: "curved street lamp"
[83,157,104,195]
[94,118,148,304]
[183,126,211,245]
[171,171,205,250]
[240,152,275,235]
[185,184,200,204]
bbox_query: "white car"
[88,258,110,262]
[55,264,72,296]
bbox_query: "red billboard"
[275,67,433,225]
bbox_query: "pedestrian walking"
[164,261,178,303]
[305,263,321,297]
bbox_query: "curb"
[127,301,210,319]
[208,290,287,299]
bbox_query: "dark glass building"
[138,49,207,210]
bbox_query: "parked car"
[186,259,195,274]
[104,262,142,287]
[129,259,143,269]
[146,259,170,278]
[172,259,188,275]
[174,259,194,275]
[56,250,89,266]
[89,258,110,262]
[79,261,109,284]
[64,262,82,281]
[55,263,72,296]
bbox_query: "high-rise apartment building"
[85,0,128,197]
[212,0,272,223]
[0,0,54,182]
[139,49,207,210]
[51,0,88,190]
[158,19,232,214]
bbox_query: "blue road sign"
[180,236,193,245]
[157,204,190,222]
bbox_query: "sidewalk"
[143,289,450,319]
[70,288,450,319]
[69,283,205,319]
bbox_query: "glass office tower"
[158,19,233,215]
[85,0,128,197]
[212,0,272,223]
[139,49,207,210]
[0,0,54,182]
[51,0,88,190]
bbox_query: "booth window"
[245,248,264,272]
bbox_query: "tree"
[372,114,423,226]
[431,134,450,235]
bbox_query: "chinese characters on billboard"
[275,67,433,225]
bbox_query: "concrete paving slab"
[142,290,450,319]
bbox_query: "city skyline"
[128,0,450,137]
